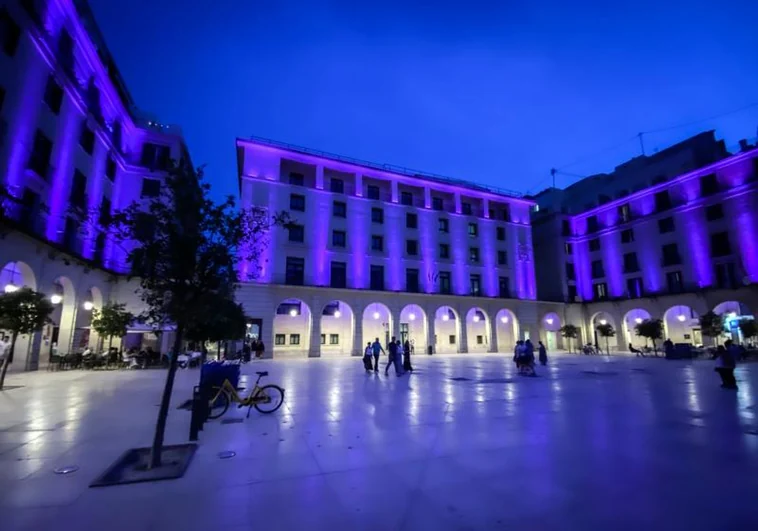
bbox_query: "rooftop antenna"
[637,132,646,155]
[550,168,556,189]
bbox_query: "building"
[531,132,758,351]
[0,0,188,370]
[235,137,567,358]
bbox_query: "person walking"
[371,338,384,373]
[538,341,548,366]
[363,342,374,373]
[403,339,414,372]
[255,339,265,360]
[385,336,402,376]
[714,341,738,390]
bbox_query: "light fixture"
[442,313,450,322]
[334,310,341,318]
[500,316,508,323]
[50,294,63,305]
[4,283,18,293]
[83,301,94,311]
[409,313,416,321]
[546,318,554,325]
[635,317,643,324]
[373,311,380,320]
[473,315,480,322]
[289,308,297,317]
[599,319,607,325]
[677,314,686,322]
[246,323,252,328]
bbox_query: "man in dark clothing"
[371,338,384,372]
[403,339,414,372]
[385,336,401,376]
[715,340,739,389]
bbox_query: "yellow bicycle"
[207,371,285,419]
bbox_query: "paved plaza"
[1,354,757,530]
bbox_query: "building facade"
[235,137,568,358]
[0,0,187,370]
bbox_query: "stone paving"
[1,353,757,530]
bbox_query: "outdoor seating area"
[47,347,164,372]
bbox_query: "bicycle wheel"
[207,387,230,419]
[253,385,285,414]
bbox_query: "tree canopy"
[91,302,134,349]
[699,311,725,344]
[634,318,663,351]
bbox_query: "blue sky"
[90,0,758,201]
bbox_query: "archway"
[495,309,519,352]
[465,307,490,353]
[714,301,753,343]
[542,312,562,351]
[0,262,39,370]
[589,311,618,353]
[399,304,427,355]
[622,308,653,350]
[434,306,460,354]
[320,300,354,357]
[663,305,700,345]
[362,302,392,350]
[273,299,312,358]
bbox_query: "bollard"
[189,386,202,441]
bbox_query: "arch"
[0,261,37,291]
[713,301,753,343]
[542,311,563,351]
[663,305,700,345]
[273,298,312,358]
[433,305,460,354]
[399,304,427,355]
[465,307,491,353]
[320,300,354,357]
[362,302,392,350]
[495,308,519,352]
[589,311,618,353]
[622,308,653,350]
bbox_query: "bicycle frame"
[216,374,271,406]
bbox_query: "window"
[62,217,79,253]
[333,201,346,218]
[562,219,571,236]
[666,271,683,293]
[289,193,305,212]
[496,226,506,241]
[589,238,601,252]
[275,334,286,345]
[439,243,450,259]
[621,228,634,244]
[371,207,384,224]
[710,231,731,257]
[654,190,672,212]
[715,262,737,289]
[593,282,608,300]
[370,265,384,291]
[93,233,105,264]
[470,274,481,296]
[401,191,413,206]
[371,235,383,252]
[79,123,95,155]
[99,197,111,226]
[321,334,326,345]
[406,212,417,229]
[591,260,605,279]
[623,252,639,273]
[105,156,116,182]
[367,185,380,200]
[290,334,301,346]
[330,178,344,194]
[57,28,74,73]
[477,335,484,345]
[285,257,305,285]
[28,130,53,179]
[462,202,472,215]
[289,172,304,186]
[140,143,171,170]
[662,243,681,266]
[44,75,64,115]
[439,271,451,294]
[406,239,418,256]
[329,334,339,345]
[564,242,573,255]
[1,8,22,56]
[497,250,507,266]
[288,224,304,243]
[567,285,577,303]
[618,203,631,223]
[406,268,419,293]
[438,218,449,233]
[501,204,511,221]
[469,247,479,262]
[627,277,644,298]
[499,276,510,298]
[700,173,719,196]
[587,215,599,233]
[565,262,575,281]
[706,204,724,221]
[70,170,87,208]
[658,216,675,234]
[432,197,443,211]
[330,261,346,288]
[468,223,478,237]
[332,230,346,247]
[141,178,160,198]
[449,335,457,345]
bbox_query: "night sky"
[89,0,758,202]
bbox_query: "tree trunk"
[0,332,18,391]
[217,341,221,360]
[606,336,610,355]
[108,336,113,350]
[149,323,184,469]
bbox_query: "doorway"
[546,331,557,351]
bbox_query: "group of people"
[363,337,414,376]
[513,339,548,376]
[241,339,265,362]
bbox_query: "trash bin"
[428,345,434,355]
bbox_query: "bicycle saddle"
[256,371,268,376]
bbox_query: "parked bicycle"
[207,371,285,419]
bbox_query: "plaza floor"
[1,353,757,531]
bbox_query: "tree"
[560,324,579,353]
[596,323,615,354]
[185,295,247,358]
[699,311,725,346]
[634,318,663,353]
[91,302,134,351]
[0,288,54,389]
[738,319,757,344]
[109,160,288,469]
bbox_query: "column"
[355,173,363,197]
[454,192,462,214]
[426,310,436,355]
[424,186,432,209]
[309,297,323,357]
[391,180,399,203]
[351,301,366,356]
[458,305,468,353]
[483,198,490,218]
[315,165,324,190]
[488,318,497,353]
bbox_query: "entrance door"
[400,323,409,344]
[546,331,557,351]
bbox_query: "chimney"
[739,139,750,152]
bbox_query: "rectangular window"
[406,239,418,256]
[140,143,171,170]
[275,334,286,345]
[371,207,384,224]
[562,219,571,236]
[288,224,304,243]
[470,274,481,296]
[449,335,456,345]
[57,28,74,73]
[469,247,479,262]
[496,226,506,241]
[502,204,511,221]
[330,178,344,194]
[289,193,305,212]
[627,277,644,298]
[79,123,95,155]
[401,191,413,206]
[715,262,737,289]
[330,261,346,288]
[564,242,573,255]
[499,276,510,298]
[623,252,639,273]
[439,271,451,294]
[618,203,631,223]
[406,212,417,229]
[658,216,675,234]
[706,204,724,221]
[99,197,111,226]
[289,172,304,186]
[367,185,380,200]
[63,217,79,253]
[498,250,507,266]
[1,8,22,57]
[70,169,87,208]
[589,238,601,252]
[587,215,599,233]
[468,222,478,237]
[565,262,575,280]
[370,265,384,291]
[700,173,719,196]
[44,75,64,115]
[621,228,634,243]
[329,334,339,345]
[655,190,672,212]
[285,257,305,285]
[462,202,472,215]
[591,260,605,279]
[141,177,160,198]
[332,230,346,247]
[567,285,577,303]
[710,231,731,257]
[371,235,383,252]
[438,218,449,233]
[28,130,53,179]
[439,243,450,259]
[662,243,681,266]
[406,268,419,293]
[321,334,326,345]
[105,156,116,182]
[290,334,300,345]
[333,200,346,218]
[432,197,443,211]
[666,270,683,293]
[593,282,608,300]
[476,335,484,345]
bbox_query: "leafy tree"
[699,311,725,345]
[91,302,134,351]
[738,319,757,344]
[185,295,247,358]
[559,324,579,353]
[109,160,288,468]
[596,323,615,354]
[0,288,54,389]
[634,318,663,353]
